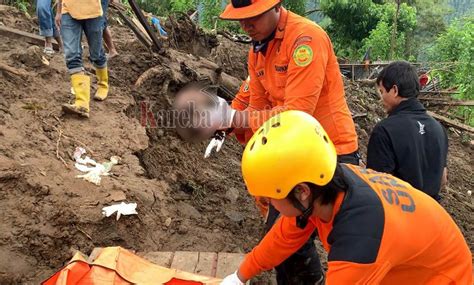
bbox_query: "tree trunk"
[389,0,401,60]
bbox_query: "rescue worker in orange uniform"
[219,0,359,161]
[220,110,472,285]
[218,1,359,283]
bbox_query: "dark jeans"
[337,150,361,165]
[61,13,107,74]
[101,0,109,29]
[266,204,324,285]
[36,0,59,37]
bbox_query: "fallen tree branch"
[419,98,474,107]
[0,62,29,77]
[428,111,474,133]
[352,113,368,119]
[76,226,93,240]
[42,117,95,156]
[134,66,171,87]
[56,129,69,169]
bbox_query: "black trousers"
[265,151,360,285]
[337,150,361,165]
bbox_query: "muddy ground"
[0,5,472,284]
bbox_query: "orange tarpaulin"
[42,247,221,285]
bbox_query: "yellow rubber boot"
[94,67,109,101]
[62,73,90,118]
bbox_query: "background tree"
[283,0,307,16]
[321,0,416,60]
[428,16,473,100]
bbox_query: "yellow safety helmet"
[242,110,337,200]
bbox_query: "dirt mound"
[0,5,472,284]
[166,13,219,58]
[0,5,37,33]
[0,8,261,284]
[209,35,249,80]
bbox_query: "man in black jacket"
[367,61,448,201]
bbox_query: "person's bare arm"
[55,0,63,30]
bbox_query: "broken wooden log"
[428,111,474,133]
[0,62,29,77]
[0,26,59,50]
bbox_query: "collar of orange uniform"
[319,191,345,225]
[275,8,289,40]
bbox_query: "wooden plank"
[170,251,199,273]
[428,111,474,133]
[127,0,163,53]
[87,247,103,263]
[0,26,59,50]
[114,8,152,49]
[131,17,152,43]
[195,252,218,277]
[140,251,174,268]
[215,253,245,279]
[420,90,460,95]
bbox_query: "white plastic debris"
[468,190,472,197]
[102,202,138,220]
[73,147,121,185]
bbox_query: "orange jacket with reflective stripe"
[244,8,358,155]
[239,165,472,284]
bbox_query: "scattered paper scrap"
[73,147,121,185]
[102,202,138,220]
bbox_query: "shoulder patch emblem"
[293,45,313,67]
[242,82,249,92]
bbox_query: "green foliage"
[170,0,197,13]
[320,0,380,50]
[200,0,221,29]
[136,0,172,16]
[320,0,416,60]
[283,0,307,16]
[429,16,474,124]
[5,0,31,13]
[361,2,416,60]
[405,0,450,61]
[199,0,241,32]
[362,20,406,60]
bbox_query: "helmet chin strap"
[288,192,317,229]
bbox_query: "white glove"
[204,131,226,158]
[209,96,236,130]
[220,271,245,285]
